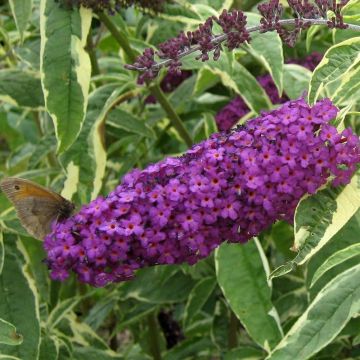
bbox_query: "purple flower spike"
[44,98,360,287]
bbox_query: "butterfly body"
[0,177,74,240]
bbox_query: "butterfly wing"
[0,178,71,240]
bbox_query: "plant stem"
[86,27,101,76]
[148,84,193,147]
[228,310,239,349]
[147,313,162,360]
[97,11,193,147]
[97,12,136,62]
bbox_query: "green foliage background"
[0,0,360,359]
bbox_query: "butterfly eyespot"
[14,185,20,190]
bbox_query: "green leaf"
[206,55,271,113]
[0,319,23,346]
[0,70,44,109]
[215,240,283,351]
[271,174,360,279]
[183,277,216,327]
[331,62,360,105]
[9,0,32,42]
[107,109,156,139]
[193,67,219,96]
[283,64,312,99]
[72,346,124,360]
[46,298,80,332]
[0,232,3,276]
[245,13,283,95]
[163,337,215,360]
[19,236,50,304]
[269,262,296,280]
[39,335,59,360]
[266,263,360,360]
[224,347,265,360]
[28,135,57,169]
[211,299,230,350]
[119,266,195,304]
[85,295,117,330]
[310,243,360,287]
[0,237,40,360]
[306,209,360,293]
[308,36,360,104]
[293,174,360,264]
[63,312,108,350]
[306,26,321,52]
[342,0,360,15]
[40,1,92,153]
[60,84,119,203]
[117,303,156,331]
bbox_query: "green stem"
[147,313,162,360]
[228,311,239,349]
[86,27,101,76]
[149,84,193,147]
[97,12,136,62]
[97,11,193,147]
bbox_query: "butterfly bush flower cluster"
[127,0,350,81]
[44,98,360,287]
[216,52,323,131]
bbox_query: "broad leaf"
[119,266,195,304]
[40,1,92,153]
[0,70,44,109]
[60,84,120,203]
[0,238,40,360]
[39,335,59,360]
[310,243,360,288]
[270,174,360,278]
[246,13,283,95]
[308,36,360,104]
[283,64,312,99]
[267,263,360,360]
[215,240,283,351]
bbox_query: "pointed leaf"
[0,319,23,346]
[215,240,283,351]
[271,174,360,278]
[183,277,216,327]
[39,335,59,360]
[293,174,360,265]
[283,64,311,100]
[245,13,283,95]
[9,0,32,42]
[40,1,92,152]
[0,70,44,109]
[0,237,40,360]
[60,84,119,203]
[267,263,360,360]
[308,36,360,104]
[310,243,360,287]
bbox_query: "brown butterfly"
[0,177,75,240]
